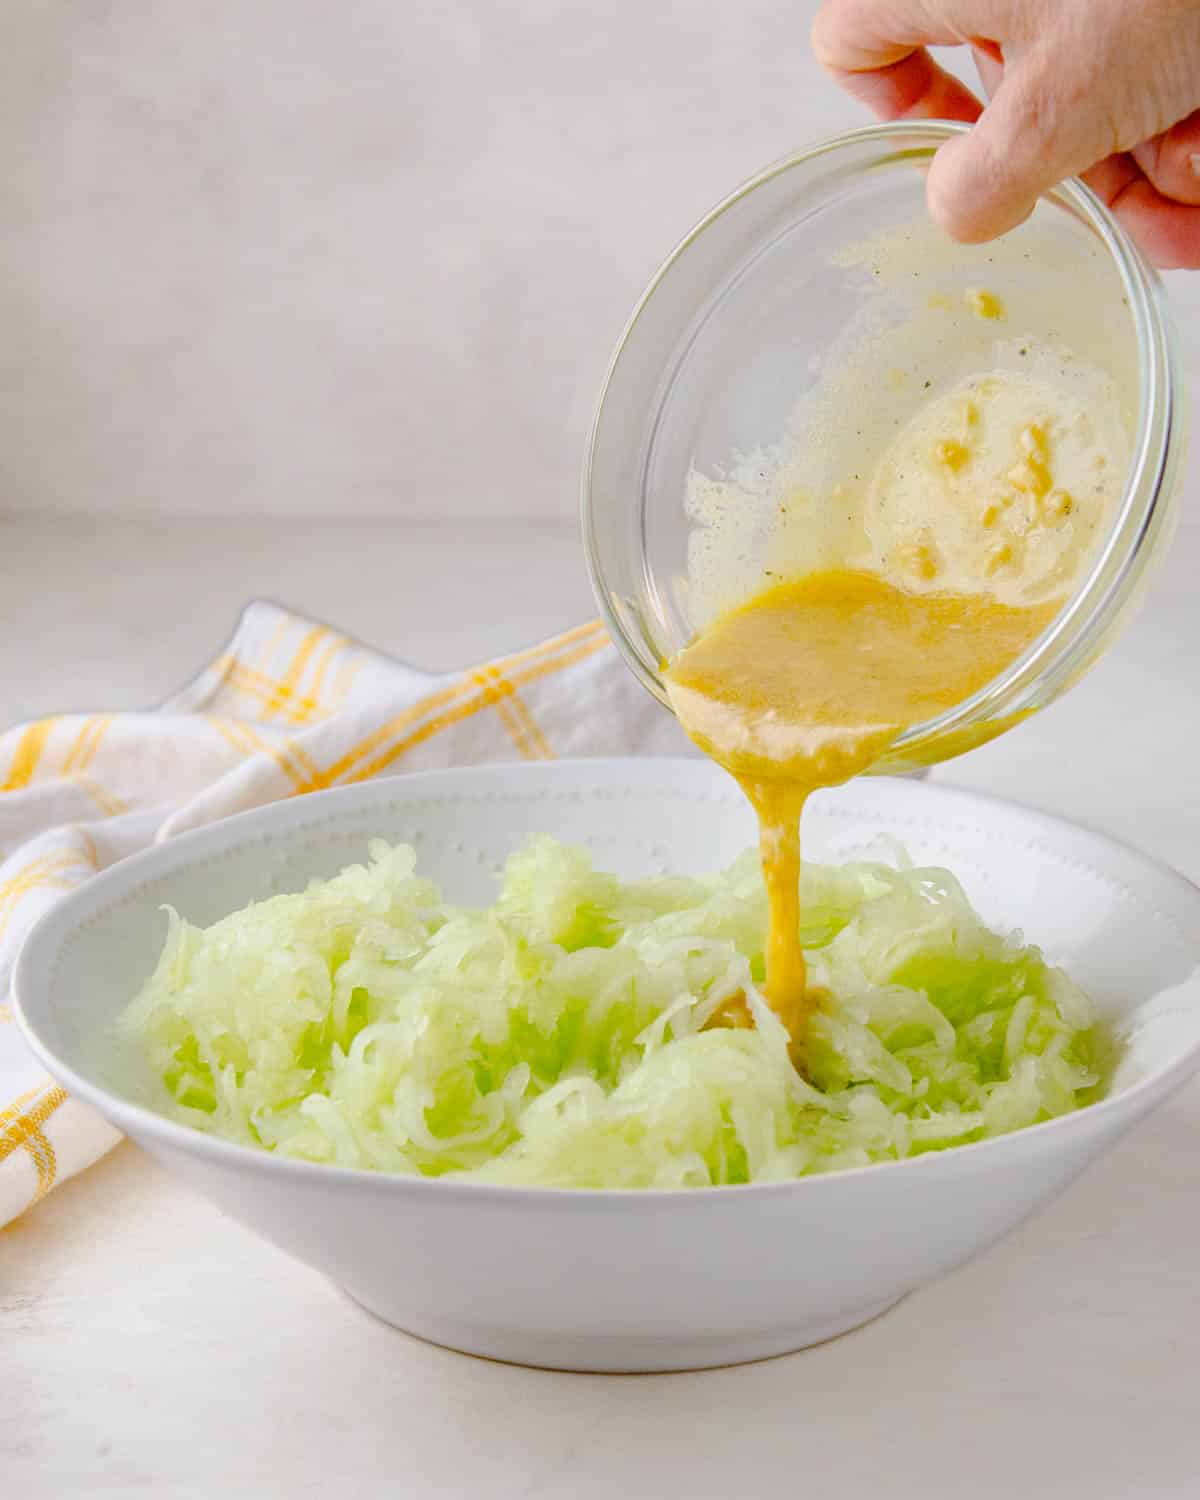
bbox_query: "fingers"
[924,48,1143,242]
[970,50,1200,264]
[813,4,1071,242]
[1107,184,1200,270]
[811,0,963,72]
[1083,155,1200,270]
[1131,111,1200,207]
[924,66,1057,241]
[811,0,983,122]
[812,0,1200,263]
[972,45,1003,100]
[824,47,984,123]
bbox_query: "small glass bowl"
[581,122,1184,772]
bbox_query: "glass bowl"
[581,122,1184,772]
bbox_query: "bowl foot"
[336,1286,908,1372]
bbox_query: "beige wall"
[0,1,862,519]
[0,4,1193,521]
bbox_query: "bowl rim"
[580,121,1180,752]
[14,758,1200,1205]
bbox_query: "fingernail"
[1191,152,1200,178]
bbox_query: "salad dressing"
[664,569,1057,1049]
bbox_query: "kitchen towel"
[0,604,686,1225]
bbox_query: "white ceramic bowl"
[14,760,1200,1372]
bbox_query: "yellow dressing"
[966,288,1006,320]
[664,569,1058,1053]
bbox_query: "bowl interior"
[15,760,1200,1133]
[585,125,1145,700]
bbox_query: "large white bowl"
[14,760,1200,1372]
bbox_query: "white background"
[0,0,1193,523]
[3,6,1200,1497]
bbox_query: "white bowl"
[14,760,1200,1372]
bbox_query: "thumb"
[926,55,1107,242]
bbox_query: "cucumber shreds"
[122,836,1100,1188]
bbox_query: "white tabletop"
[4,513,1200,1499]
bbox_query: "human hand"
[812,0,1200,268]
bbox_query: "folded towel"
[0,604,687,1225]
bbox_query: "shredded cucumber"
[122,836,1100,1187]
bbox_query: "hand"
[812,0,1200,268]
